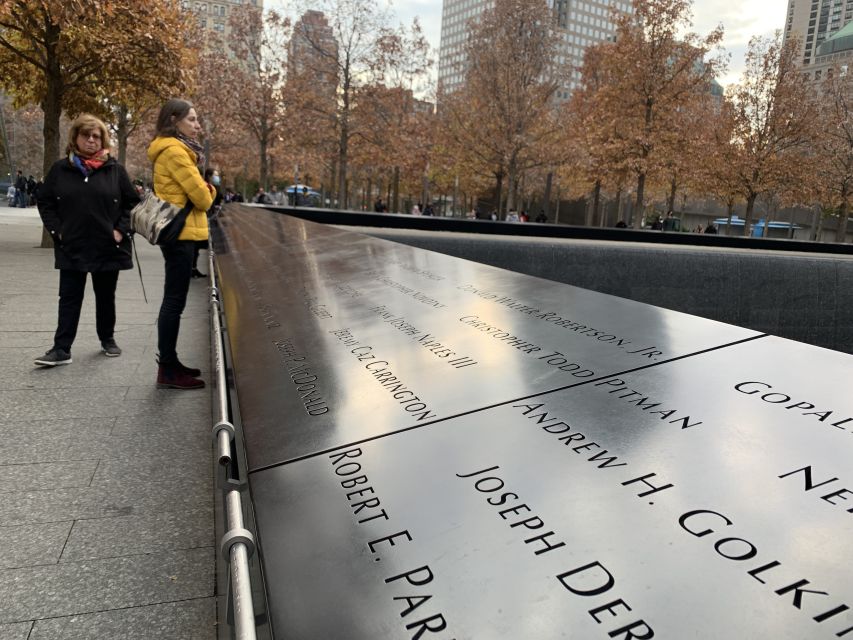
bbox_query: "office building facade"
[182,0,261,41]
[784,0,853,66]
[438,0,631,98]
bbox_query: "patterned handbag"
[130,191,193,245]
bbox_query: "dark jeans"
[192,240,209,270]
[158,241,194,364]
[54,270,119,352]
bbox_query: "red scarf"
[82,149,108,171]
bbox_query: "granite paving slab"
[91,455,210,486]
[28,598,216,640]
[60,509,214,562]
[0,522,73,569]
[0,621,32,639]
[0,428,209,465]
[0,460,98,493]
[1,479,212,527]
[0,547,213,623]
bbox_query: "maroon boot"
[157,363,205,389]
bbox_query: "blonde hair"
[66,113,111,155]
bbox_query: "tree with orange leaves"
[440,0,570,217]
[727,33,817,236]
[0,0,198,178]
[586,0,724,228]
[814,66,853,242]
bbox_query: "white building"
[438,0,632,98]
[783,0,853,66]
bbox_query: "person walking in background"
[148,98,214,389]
[26,175,36,206]
[253,187,272,204]
[34,113,139,366]
[14,170,26,207]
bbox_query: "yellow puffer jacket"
[147,136,213,241]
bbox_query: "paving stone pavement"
[0,209,217,639]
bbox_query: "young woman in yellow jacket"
[148,99,214,389]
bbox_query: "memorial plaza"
[0,203,216,639]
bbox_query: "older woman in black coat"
[35,113,139,366]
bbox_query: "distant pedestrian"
[253,188,272,204]
[535,210,547,223]
[704,222,718,234]
[34,113,139,367]
[412,202,422,215]
[26,175,36,206]
[148,98,214,389]
[14,170,26,207]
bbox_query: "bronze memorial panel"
[212,209,853,638]
[212,209,762,471]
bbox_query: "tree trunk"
[337,120,348,209]
[667,177,677,215]
[543,171,553,219]
[40,25,63,248]
[836,187,849,243]
[634,172,646,229]
[494,171,504,217]
[743,192,757,237]
[590,180,601,227]
[259,130,269,191]
[392,166,400,213]
[506,162,517,215]
[616,187,624,224]
[365,175,372,211]
[725,200,734,237]
[116,105,129,166]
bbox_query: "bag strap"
[131,236,148,304]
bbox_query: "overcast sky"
[268,0,790,88]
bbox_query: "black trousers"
[192,240,208,270]
[54,269,119,352]
[158,241,194,364]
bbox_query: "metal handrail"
[209,247,258,640]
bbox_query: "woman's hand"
[113,229,123,243]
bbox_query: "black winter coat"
[37,157,140,272]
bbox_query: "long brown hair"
[65,113,111,155]
[154,98,194,138]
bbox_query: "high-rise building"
[783,0,853,66]
[438,0,632,98]
[181,0,262,42]
[289,9,339,90]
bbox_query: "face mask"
[212,175,221,186]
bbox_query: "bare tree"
[226,5,290,190]
[290,0,392,207]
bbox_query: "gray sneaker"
[101,339,122,357]
[34,348,72,367]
